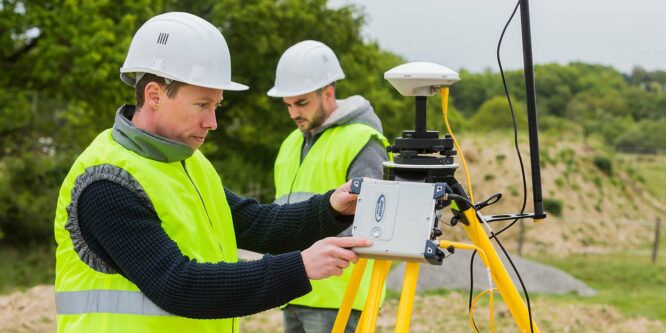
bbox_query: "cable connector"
[475,193,502,211]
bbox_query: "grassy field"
[534,253,666,322]
[621,153,666,201]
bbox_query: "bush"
[0,151,73,246]
[555,177,565,188]
[557,148,576,166]
[543,198,563,217]
[615,117,666,153]
[593,155,613,175]
[469,96,527,131]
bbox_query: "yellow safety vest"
[54,129,239,332]
[274,123,389,310]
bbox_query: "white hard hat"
[120,12,248,91]
[267,40,345,97]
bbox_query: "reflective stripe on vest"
[54,129,238,332]
[274,123,389,310]
[56,290,172,316]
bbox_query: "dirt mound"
[0,285,55,333]
[443,133,663,256]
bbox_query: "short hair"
[315,82,336,96]
[135,73,186,107]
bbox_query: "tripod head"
[383,62,461,183]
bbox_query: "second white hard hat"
[120,12,248,91]
[267,40,345,97]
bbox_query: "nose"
[288,106,300,120]
[202,107,217,131]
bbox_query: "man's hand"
[330,180,358,216]
[301,237,372,280]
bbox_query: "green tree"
[1,0,161,155]
[450,69,501,116]
[469,95,527,131]
[1,0,162,245]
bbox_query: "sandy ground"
[2,285,664,333]
[0,285,55,333]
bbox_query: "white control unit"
[350,178,446,264]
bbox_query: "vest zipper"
[286,165,301,204]
[181,160,214,228]
[181,161,226,252]
[286,134,321,204]
[181,160,234,333]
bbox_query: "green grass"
[640,163,666,200]
[534,253,666,322]
[0,245,55,295]
[622,154,666,201]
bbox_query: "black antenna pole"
[415,96,427,137]
[519,0,545,218]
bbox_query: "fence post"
[653,218,661,264]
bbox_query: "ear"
[144,82,163,109]
[324,84,335,100]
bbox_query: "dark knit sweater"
[77,180,353,319]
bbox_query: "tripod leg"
[395,262,420,332]
[356,259,391,333]
[459,209,540,332]
[333,258,369,333]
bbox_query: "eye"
[196,102,209,108]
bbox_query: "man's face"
[282,91,327,133]
[153,84,222,149]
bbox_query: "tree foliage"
[451,63,666,151]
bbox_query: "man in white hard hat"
[53,13,371,333]
[268,40,389,333]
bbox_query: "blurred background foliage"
[0,0,665,247]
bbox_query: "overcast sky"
[328,0,666,74]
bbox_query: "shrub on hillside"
[539,115,583,137]
[469,96,527,131]
[615,117,666,153]
[543,198,563,217]
[593,155,613,175]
